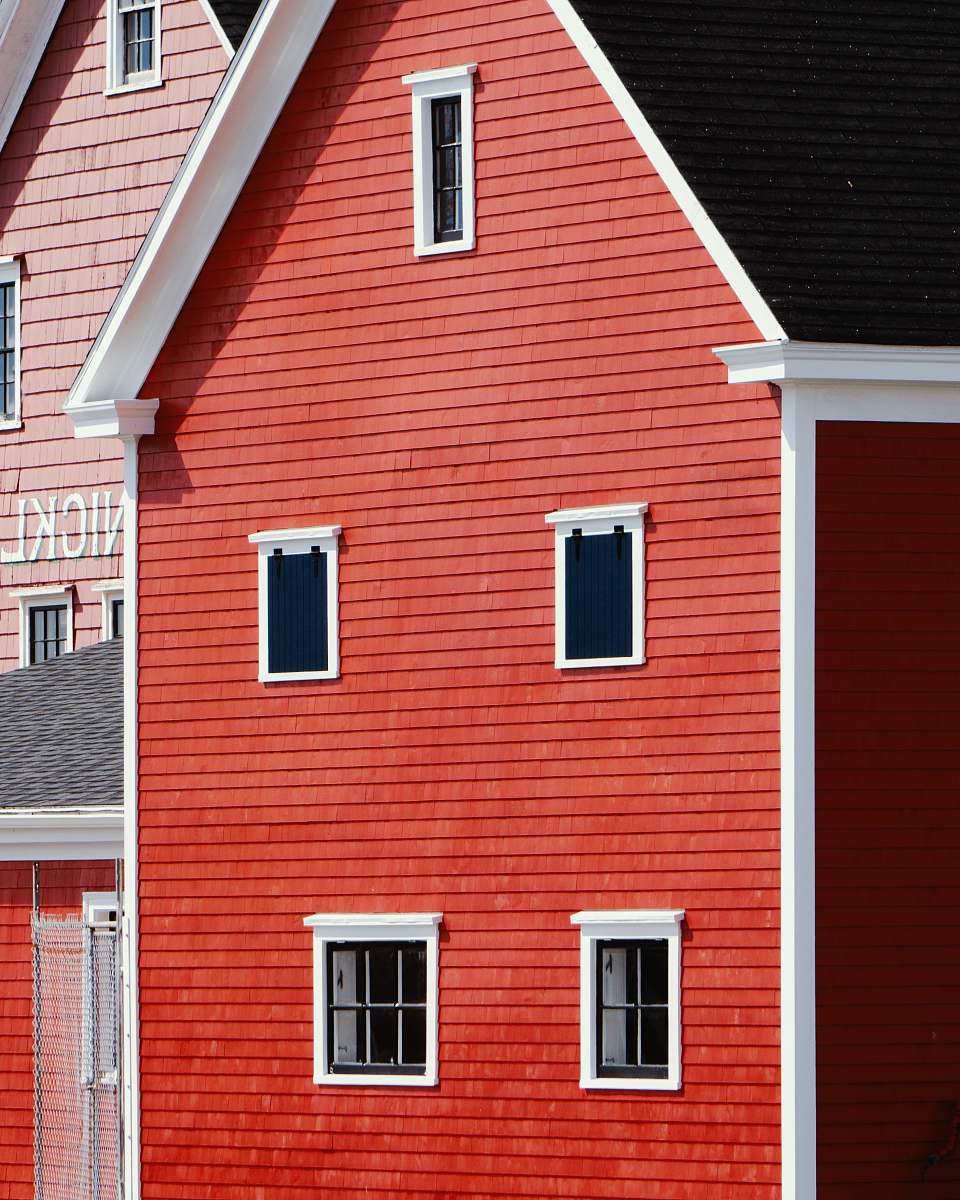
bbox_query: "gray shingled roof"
[0,639,122,810]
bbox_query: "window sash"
[431,97,463,243]
[29,604,67,664]
[1,281,16,420]
[595,939,670,1080]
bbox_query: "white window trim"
[303,912,442,1087]
[92,580,124,639]
[0,256,21,431]
[401,64,476,257]
[106,0,162,95]
[545,502,648,669]
[571,909,684,1091]
[249,525,341,683]
[10,584,74,667]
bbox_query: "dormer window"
[107,0,161,93]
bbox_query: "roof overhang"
[0,0,65,153]
[714,340,960,386]
[0,806,124,861]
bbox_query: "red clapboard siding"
[816,421,960,1199]
[0,861,116,1200]
[135,1,781,1196]
[0,0,227,672]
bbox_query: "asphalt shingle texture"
[0,639,122,809]
[570,0,960,345]
[208,0,263,48]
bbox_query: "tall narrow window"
[0,258,20,428]
[107,0,161,92]
[402,65,476,256]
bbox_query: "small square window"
[303,913,441,1086]
[10,586,74,667]
[249,525,341,682]
[545,503,647,669]
[571,910,683,1091]
[401,64,476,256]
[0,258,21,430]
[107,0,161,93]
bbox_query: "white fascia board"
[65,0,337,438]
[195,0,235,56]
[715,339,960,385]
[0,0,66,154]
[0,806,124,861]
[544,0,785,343]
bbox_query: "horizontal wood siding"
[0,861,116,1200]
[816,421,960,1198]
[0,0,227,671]
[137,1,780,1196]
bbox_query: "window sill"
[0,417,22,432]
[557,654,646,670]
[260,668,339,683]
[314,1070,438,1088]
[105,78,163,98]
[579,1075,681,1092]
[414,236,475,257]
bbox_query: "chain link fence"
[33,912,121,1200]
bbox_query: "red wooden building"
[6,1,960,1199]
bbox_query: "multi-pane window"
[327,942,428,1076]
[108,0,160,91]
[572,910,683,1091]
[1,280,16,421]
[546,503,648,669]
[250,525,341,682]
[597,940,669,1079]
[29,604,67,664]
[402,65,476,255]
[431,98,462,242]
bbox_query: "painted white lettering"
[60,493,87,559]
[90,490,100,557]
[0,497,27,563]
[102,491,123,557]
[27,495,56,562]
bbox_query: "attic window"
[10,585,74,667]
[0,258,20,430]
[401,65,476,256]
[107,0,161,93]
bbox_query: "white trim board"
[195,0,234,56]
[0,806,123,860]
[716,338,960,1200]
[0,0,65,155]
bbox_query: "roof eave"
[0,806,124,861]
[714,340,960,385]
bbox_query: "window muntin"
[108,0,160,92]
[402,64,476,256]
[29,604,67,664]
[304,913,441,1087]
[546,503,647,669]
[572,910,683,1091]
[249,526,341,682]
[327,941,428,1075]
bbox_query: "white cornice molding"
[65,0,337,438]
[544,0,785,343]
[0,806,124,861]
[67,397,160,440]
[715,339,960,386]
[0,0,65,155]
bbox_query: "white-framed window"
[0,257,21,430]
[248,525,341,682]
[303,913,441,1086]
[571,910,683,1091]
[92,580,124,639]
[401,64,476,256]
[106,0,161,94]
[545,502,647,669]
[10,584,74,666]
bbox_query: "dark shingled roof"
[208,0,262,49]
[0,639,122,810]
[570,0,960,345]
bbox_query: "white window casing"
[249,525,341,682]
[10,584,74,667]
[303,912,442,1087]
[401,64,477,257]
[0,256,21,431]
[571,909,684,1091]
[545,502,648,669]
[92,580,124,640]
[106,0,162,95]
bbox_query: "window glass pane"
[639,1007,669,1068]
[401,1008,426,1066]
[401,946,426,1004]
[601,1009,627,1066]
[601,947,627,1005]
[368,947,398,1004]
[333,1011,359,1064]
[369,1009,398,1065]
[639,940,668,1005]
[565,530,633,660]
[112,599,124,639]
[333,949,357,1002]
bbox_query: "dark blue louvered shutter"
[267,549,328,674]
[565,530,632,661]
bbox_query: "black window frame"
[0,278,16,422]
[28,603,68,665]
[110,597,124,639]
[595,938,670,1081]
[431,96,463,244]
[325,940,428,1077]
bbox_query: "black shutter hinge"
[272,547,283,577]
[614,524,625,560]
[311,545,321,576]
[572,528,582,563]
